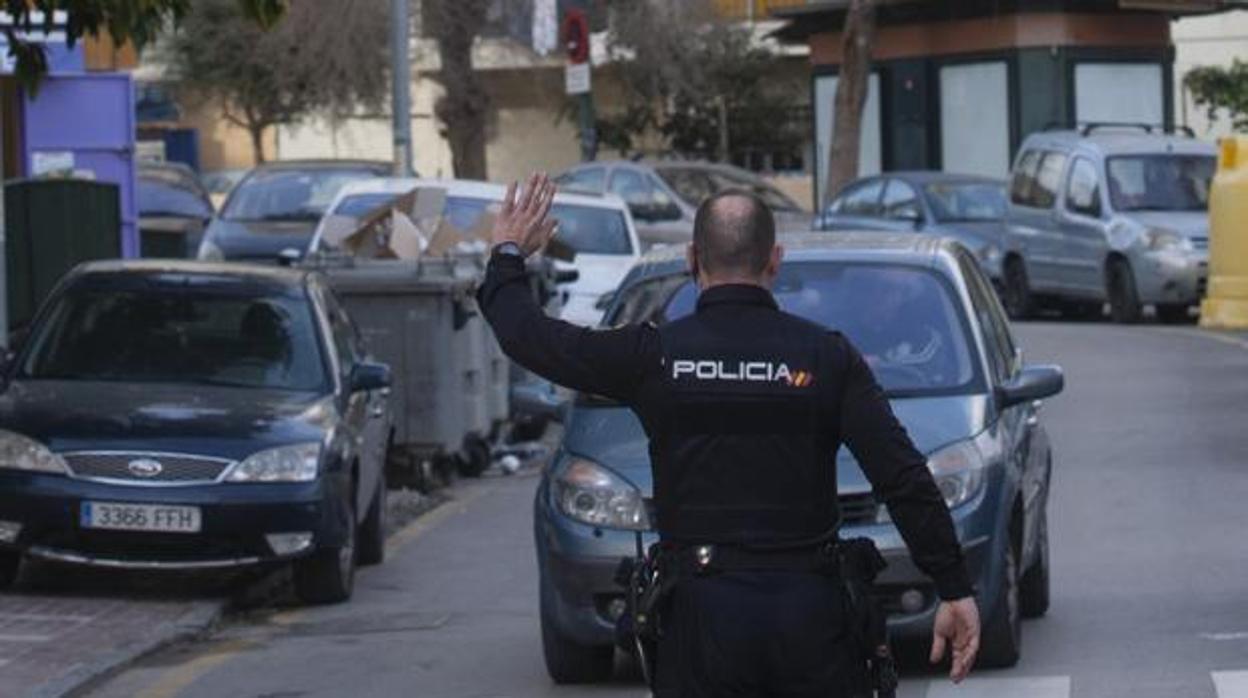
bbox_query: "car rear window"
[1106,154,1215,212]
[224,168,382,222]
[443,196,634,256]
[610,262,981,396]
[21,285,329,392]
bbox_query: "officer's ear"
[763,244,784,283]
[686,243,700,283]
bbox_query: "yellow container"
[1200,136,1248,329]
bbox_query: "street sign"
[565,63,591,95]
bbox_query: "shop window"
[1075,63,1164,126]
[814,73,881,208]
[940,62,1010,178]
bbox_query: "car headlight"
[226,443,321,483]
[0,429,68,474]
[197,238,225,261]
[1144,228,1188,253]
[552,456,648,530]
[927,436,992,510]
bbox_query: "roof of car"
[72,259,312,287]
[633,232,955,277]
[568,159,767,180]
[875,171,1005,186]
[1022,129,1217,157]
[334,177,629,211]
[250,159,393,172]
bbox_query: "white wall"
[1173,10,1248,139]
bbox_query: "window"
[1075,63,1164,126]
[940,62,1010,178]
[437,196,634,256]
[1065,158,1102,218]
[1031,152,1068,210]
[1105,155,1215,212]
[321,290,360,378]
[838,180,885,216]
[1010,150,1043,206]
[815,73,882,208]
[925,182,1007,222]
[609,169,655,206]
[958,252,1015,382]
[612,263,982,396]
[556,167,605,194]
[881,180,921,221]
[224,168,383,222]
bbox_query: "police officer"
[478,173,980,696]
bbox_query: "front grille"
[63,452,234,484]
[838,492,880,526]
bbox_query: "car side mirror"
[629,201,683,223]
[350,362,392,392]
[996,365,1064,409]
[553,269,580,285]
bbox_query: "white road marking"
[1214,671,1248,698]
[925,676,1070,698]
[1204,632,1248,641]
[0,634,52,643]
[0,613,93,623]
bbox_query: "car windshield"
[137,179,213,219]
[443,196,634,255]
[611,263,979,395]
[1106,155,1215,212]
[333,192,404,218]
[21,285,329,392]
[924,182,1006,222]
[657,168,802,212]
[223,168,380,222]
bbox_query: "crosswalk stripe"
[1213,671,1248,698]
[925,675,1070,698]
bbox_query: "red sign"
[562,9,589,64]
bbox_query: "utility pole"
[391,0,414,176]
[0,95,8,341]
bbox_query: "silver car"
[555,160,811,250]
[1001,126,1216,323]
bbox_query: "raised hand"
[491,172,559,258]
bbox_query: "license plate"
[81,502,202,534]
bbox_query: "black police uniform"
[477,250,973,697]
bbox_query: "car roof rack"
[1043,121,1196,138]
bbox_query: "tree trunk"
[248,123,268,164]
[434,1,489,180]
[824,0,877,207]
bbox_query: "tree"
[165,0,390,163]
[824,0,876,206]
[1185,59,1248,133]
[424,0,491,180]
[1,0,284,93]
[600,0,804,164]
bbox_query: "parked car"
[0,260,393,604]
[555,160,812,250]
[136,161,215,258]
[817,172,1008,286]
[1002,124,1217,323]
[201,168,249,210]
[311,178,642,327]
[533,234,1064,682]
[198,160,391,263]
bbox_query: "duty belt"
[659,540,840,577]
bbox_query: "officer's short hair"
[692,190,776,277]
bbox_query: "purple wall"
[20,73,137,257]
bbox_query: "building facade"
[775,0,1238,209]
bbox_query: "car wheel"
[1156,304,1194,325]
[0,550,20,588]
[356,471,387,567]
[510,417,549,444]
[293,497,356,605]
[456,433,492,478]
[979,535,1022,668]
[539,576,614,684]
[1107,259,1143,324]
[1019,513,1050,619]
[1003,258,1035,320]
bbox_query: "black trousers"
[654,570,857,698]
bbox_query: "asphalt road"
[82,323,1248,698]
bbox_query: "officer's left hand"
[492,172,559,257]
[931,597,980,683]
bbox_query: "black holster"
[839,537,898,698]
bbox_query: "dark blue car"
[0,261,393,604]
[534,234,1064,682]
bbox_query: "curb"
[30,599,227,698]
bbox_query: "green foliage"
[166,0,389,162]
[2,1,282,94]
[1184,59,1248,133]
[599,0,805,162]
